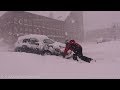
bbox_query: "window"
[19,18,23,25]
[29,28,32,33]
[30,38,38,42]
[71,18,75,23]
[24,19,28,25]
[19,27,23,32]
[43,39,54,44]
[29,38,39,45]
[14,26,18,33]
[14,17,18,24]
[28,20,32,26]
[33,29,37,34]
[23,39,30,43]
[23,38,39,45]
[25,27,28,32]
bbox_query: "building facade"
[0,11,84,45]
[0,11,65,44]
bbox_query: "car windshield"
[43,39,55,44]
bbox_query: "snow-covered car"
[14,34,48,54]
[42,39,72,56]
[14,34,71,56]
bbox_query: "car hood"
[49,42,65,49]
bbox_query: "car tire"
[33,48,41,54]
[43,50,52,55]
[21,45,29,52]
[15,47,22,52]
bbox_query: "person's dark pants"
[73,48,92,63]
[73,47,83,61]
[73,54,78,61]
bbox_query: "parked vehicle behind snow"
[96,37,112,44]
[14,34,70,56]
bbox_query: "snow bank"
[0,38,11,52]
[0,40,120,79]
[18,34,49,41]
[0,52,120,79]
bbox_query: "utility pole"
[112,23,118,40]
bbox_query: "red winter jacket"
[63,40,82,57]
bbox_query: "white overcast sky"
[0,11,120,31]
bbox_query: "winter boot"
[73,54,79,61]
[80,56,91,63]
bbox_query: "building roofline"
[1,11,65,23]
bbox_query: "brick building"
[0,11,84,45]
[0,11,65,44]
[64,11,84,42]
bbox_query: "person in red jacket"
[63,40,93,63]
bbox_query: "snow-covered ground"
[0,40,120,79]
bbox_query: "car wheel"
[44,50,52,55]
[15,47,22,52]
[34,48,40,54]
[21,45,29,52]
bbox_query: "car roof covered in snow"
[53,41,65,47]
[18,34,49,41]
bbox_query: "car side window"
[29,38,39,45]
[43,39,54,44]
[22,38,39,45]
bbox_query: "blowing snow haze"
[1,11,120,31]
[0,39,120,79]
[0,11,120,78]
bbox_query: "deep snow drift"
[0,40,120,79]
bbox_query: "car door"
[29,38,39,49]
[43,39,55,51]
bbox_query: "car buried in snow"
[14,34,72,56]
